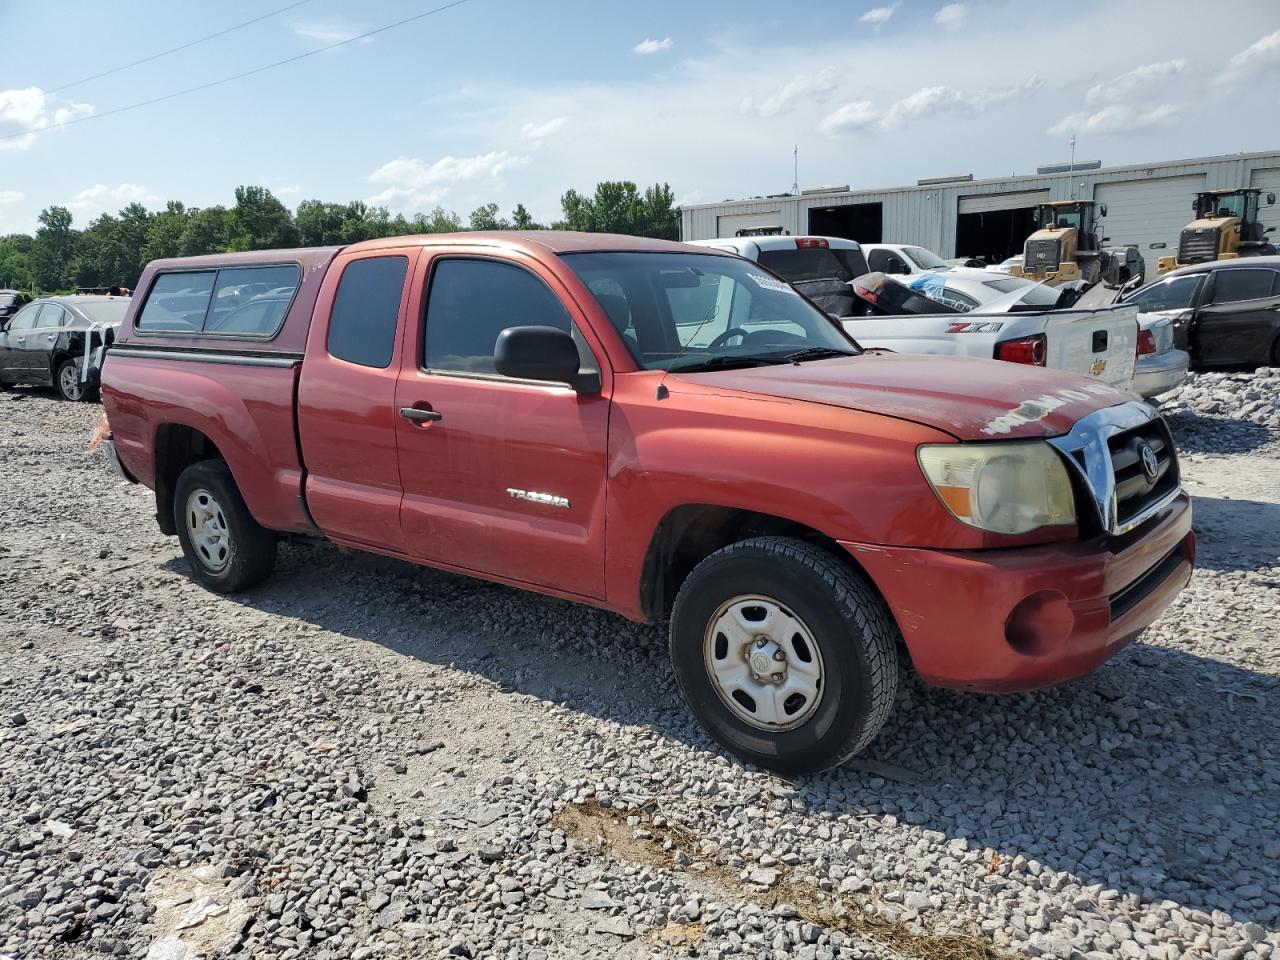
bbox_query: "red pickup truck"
[100,232,1193,773]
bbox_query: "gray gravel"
[0,371,1277,960]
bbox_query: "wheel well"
[154,425,225,535]
[639,505,854,623]
[50,351,73,377]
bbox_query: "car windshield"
[757,246,869,283]
[76,300,130,325]
[902,246,947,270]
[562,251,859,372]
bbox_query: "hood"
[682,353,1135,440]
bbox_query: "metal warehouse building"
[680,150,1280,279]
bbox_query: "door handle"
[399,407,442,423]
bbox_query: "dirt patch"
[552,800,998,960]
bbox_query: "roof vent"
[1036,160,1102,174]
[917,174,973,185]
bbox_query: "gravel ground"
[1,372,1277,960]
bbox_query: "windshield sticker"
[747,272,799,294]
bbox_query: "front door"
[394,252,610,599]
[0,303,42,381]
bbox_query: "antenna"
[792,144,799,195]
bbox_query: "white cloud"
[0,87,94,150]
[879,85,966,130]
[633,37,673,55]
[933,3,968,29]
[1047,103,1180,138]
[1086,59,1188,103]
[818,100,879,134]
[1216,28,1280,86]
[985,74,1044,102]
[67,183,162,213]
[742,68,840,118]
[0,190,23,205]
[292,22,372,46]
[521,117,567,143]
[859,3,900,25]
[366,151,529,210]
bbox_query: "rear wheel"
[174,459,277,592]
[669,537,899,775]
[56,358,94,402]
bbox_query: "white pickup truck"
[689,236,1138,390]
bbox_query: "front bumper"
[843,491,1194,692]
[1134,349,1190,399]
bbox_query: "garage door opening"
[808,203,882,243]
[955,207,1037,264]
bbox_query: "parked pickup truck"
[101,233,1194,774]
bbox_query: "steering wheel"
[707,327,750,349]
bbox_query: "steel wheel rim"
[703,594,825,732]
[60,365,82,400]
[185,487,230,572]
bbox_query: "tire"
[56,358,95,402]
[173,459,277,593]
[669,537,899,775]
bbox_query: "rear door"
[1193,267,1280,366]
[29,303,68,381]
[394,251,610,599]
[297,249,419,550]
[1122,273,1207,352]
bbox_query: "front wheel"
[56,358,95,402]
[670,537,899,775]
[173,459,277,593]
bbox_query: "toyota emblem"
[1139,443,1159,481]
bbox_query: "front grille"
[1107,418,1179,530]
[1178,227,1219,264]
[1025,238,1061,270]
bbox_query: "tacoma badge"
[506,488,570,509]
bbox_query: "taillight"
[853,283,878,303]
[994,334,1047,365]
[1136,328,1157,356]
[796,237,829,249]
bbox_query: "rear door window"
[1209,269,1276,304]
[203,265,301,336]
[424,259,572,375]
[327,256,409,369]
[1126,275,1204,314]
[35,304,66,328]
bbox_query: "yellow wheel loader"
[1009,200,1138,288]
[1156,188,1276,275]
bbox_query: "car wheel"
[56,358,92,402]
[669,537,899,775]
[173,459,277,593]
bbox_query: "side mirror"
[1099,204,1108,217]
[1103,236,1111,242]
[1266,226,1277,234]
[494,325,584,388]
[1268,193,1276,206]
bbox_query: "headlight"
[918,442,1074,535]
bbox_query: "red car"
[100,232,1193,774]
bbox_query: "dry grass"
[551,799,1000,960]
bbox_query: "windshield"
[562,252,858,372]
[757,246,869,283]
[1042,207,1084,231]
[1196,192,1252,220]
[76,300,130,325]
[902,246,947,270]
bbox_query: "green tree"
[468,202,510,231]
[143,201,190,264]
[556,181,680,239]
[511,203,543,230]
[295,199,347,246]
[32,206,77,291]
[228,186,298,251]
[0,234,36,291]
[179,206,232,256]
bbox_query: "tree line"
[0,181,680,294]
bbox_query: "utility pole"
[792,144,799,195]
[1068,134,1078,200]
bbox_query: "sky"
[2,0,1280,235]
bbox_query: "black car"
[0,295,129,401]
[1121,256,1280,369]
[0,289,30,324]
